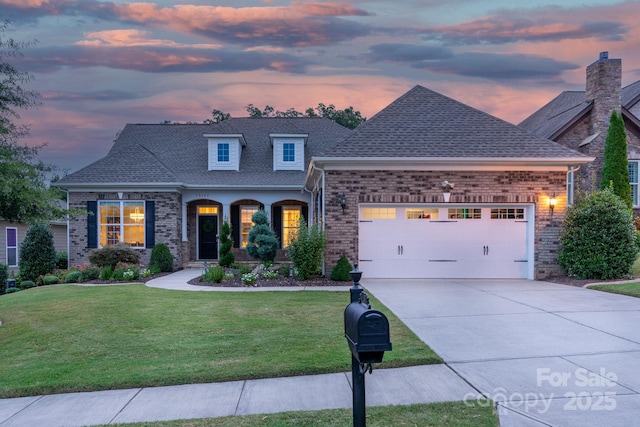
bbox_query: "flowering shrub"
[123,270,135,280]
[224,272,235,280]
[241,273,258,286]
[140,268,151,278]
[262,270,279,280]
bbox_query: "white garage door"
[358,205,533,279]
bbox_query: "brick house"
[55,118,351,268]
[306,85,592,280]
[520,52,640,210]
[57,85,592,280]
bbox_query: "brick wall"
[68,192,182,267]
[322,170,568,280]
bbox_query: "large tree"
[0,21,67,224]
[208,103,366,129]
[600,111,631,208]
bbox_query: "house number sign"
[195,193,212,198]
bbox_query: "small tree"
[218,220,235,267]
[149,243,174,272]
[600,111,631,208]
[288,218,326,280]
[19,224,56,282]
[558,188,637,279]
[246,210,279,263]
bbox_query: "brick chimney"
[584,52,622,189]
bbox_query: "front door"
[198,215,218,259]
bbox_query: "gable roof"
[56,118,352,189]
[520,81,640,139]
[316,85,591,162]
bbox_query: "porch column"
[181,201,188,241]
[264,203,272,224]
[222,204,230,222]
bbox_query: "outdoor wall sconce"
[338,193,347,212]
[441,181,455,203]
[549,194,558,215]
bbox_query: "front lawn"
[589,281,640,298]
[103,401,498,427]
[0,284,440,398]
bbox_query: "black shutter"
[145,201,155,248]
[272,206,282,248]
[231,205,240,248]
[302,206,309,224]
[87,201,98,249]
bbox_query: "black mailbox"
[344,302,392,364]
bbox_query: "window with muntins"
[241,206,259,247]
[283,143,295,162]
[99,201,145,248]
[629,161,638,207]
[282,207,301,247]
[448,208,481,219]
[6,227,17,267]
[218,143,230,162]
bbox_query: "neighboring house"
[520,52,640,209]
[57,85,592,280]
[305,85,592,280]
[1,219,67,272]
[55,118,352,268]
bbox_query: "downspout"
[65,189,70,267]
[308,164,326,276]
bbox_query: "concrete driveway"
[363,278,640,426]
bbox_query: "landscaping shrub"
[331,255,353,281]
[246,210,279,263]
[42,274,59,285]
[238,264,252,275]
[18,280,36,290]
[99,266,113,280]
[79,265,101,282]
[559,188,638,279]
[203,266,225,283]
[89,243,140,270]
[6,287,20,294]
[149,243,174,272]
[278,264,291,277]
[288,218,326,280]
[218,220,235,267]
[262,269,279,280]
[0,264,7,294]
[112,266,125,281]
[64,270,82,283]
[55,252,68,270]
[19,224,56,282]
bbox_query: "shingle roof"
[520,81,640,139]
[518,92,592,139]
[322,85,590,160]
[623,80,640,110]
[57,118,352,187]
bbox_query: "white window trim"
[98,201,145,249]
[6,227,18,267]
[629,161,639,208]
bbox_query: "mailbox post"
[344,265,392,427]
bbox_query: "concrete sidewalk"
[0,365,476,427]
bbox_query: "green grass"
[0,285,441,398]
[103,401,498,427]
[589,281,640,298]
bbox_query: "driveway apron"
[363,278,640,426]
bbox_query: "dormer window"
[204,134,246,171]
[283,143,295,162]
[270,133,308,171]
[218,143,230,162]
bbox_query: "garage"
[358,204,534,279]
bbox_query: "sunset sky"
[3,0,640,174]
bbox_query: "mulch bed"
[188,275,350,288]
[544,275,637,287]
